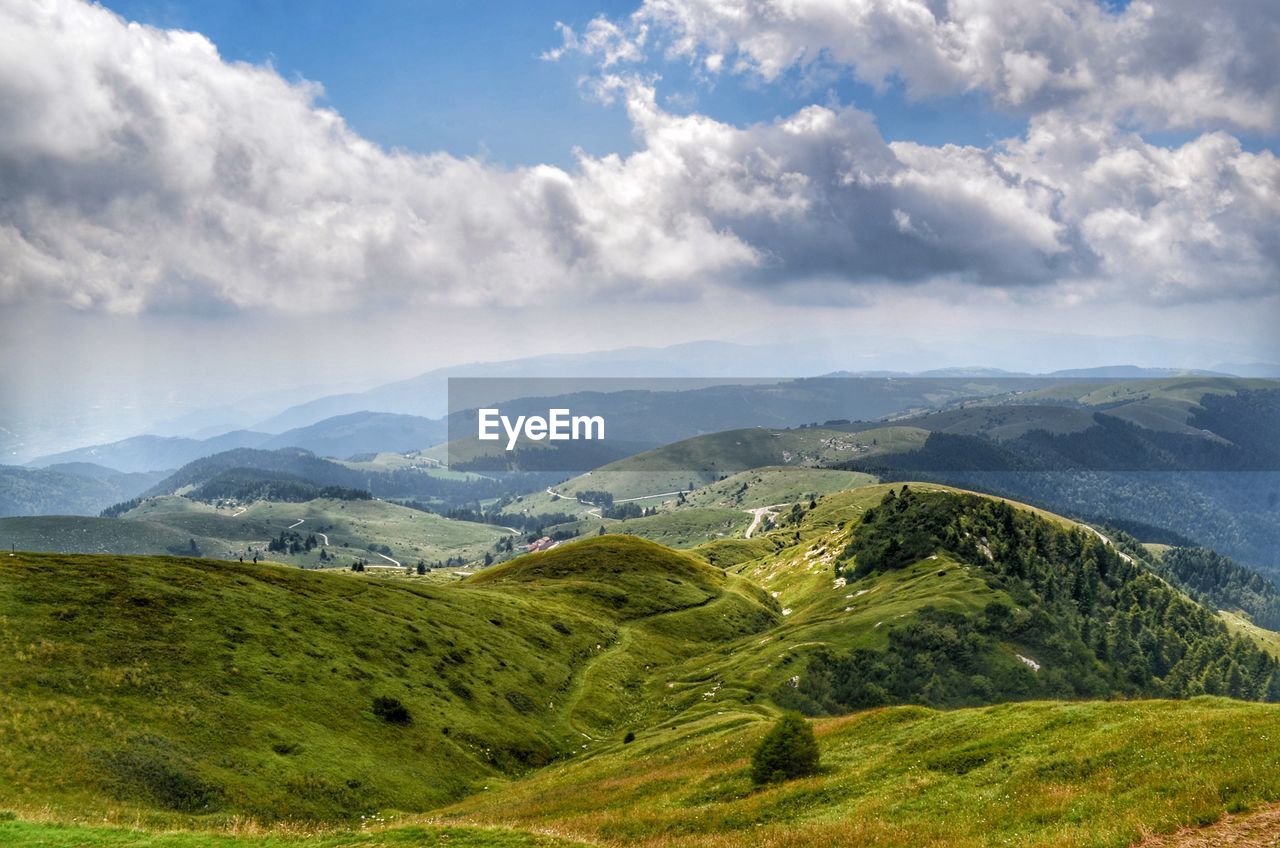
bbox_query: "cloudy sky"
[1,0,1278,449]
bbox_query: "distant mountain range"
[26,412,446,474]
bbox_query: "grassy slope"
[0,496,509,567]
[1221,610,1280,658]
[520,427,924,505]
[0,540,772,823]
[566,508,754,549]
[6,483,1280,846]
[507,468,879,552]
[679,467,878,509]
[439,698,1280,848]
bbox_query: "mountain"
[1047,365,1230,378]
[0,463,167,517]
[252,340,826,433]
[0,493,507,565]
[4,487,1280,846]
[491,378,1280,573]
[430,375,1061,476]
[252,346,1074,435]
[259,411,447,458]
[140,446,531,508]
[1212,362,1280,378]
[836,384,1280,570]
[28,412,449,474]
[27,430,272,474]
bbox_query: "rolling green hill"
[0,495,509,568]
[0,537,774,822]
[4,485,1280,847]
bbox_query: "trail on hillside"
[1134,803,1280,847]
[559,591,727,740]
[615,491,684,503]
[744,504,789,538]
[561,626,635,741]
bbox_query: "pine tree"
[750,713,820,785]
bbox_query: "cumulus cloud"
[542,17,648,67]
[593,0,1280,133]
[0,0,1276,316]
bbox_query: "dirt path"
[374,551,401,568]
[744,503,790,539]
[1133,803,1280,847]
[288,518,305,530]
[614,491,685,503]
[316,532,329,546]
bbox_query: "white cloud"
[616,0,1280,133]
[0,0,1276,317]
[543,17,648,67]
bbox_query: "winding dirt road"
[744,504,790,539]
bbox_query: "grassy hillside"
[0,495,509,567]
[437,696,1280,848]
[5,484,1280,847]
[0,538,775,823]
[499,468,879,552]
[844,386,1280,573]
[679,467,878,509]
[570,426,925,498]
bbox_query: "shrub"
[371,695,412,725]
[623,731,636,744]
[750,713,820,785]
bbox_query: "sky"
[1,0,1278,454]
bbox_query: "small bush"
[371,695,412,725]
[750,713,820,785]
[623,731,636,744]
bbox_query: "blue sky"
[100,0,1028,166]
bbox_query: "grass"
[438,698,1280,848]
[0,537,773,823]
[506,467,879,553]
[566,508,754,549]
[679,467,878,510]
[6,482,1280,846]
[518,427,924,506]
[0,821,588,847]
[0,495,509,568]
[1221,610,1280,658]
